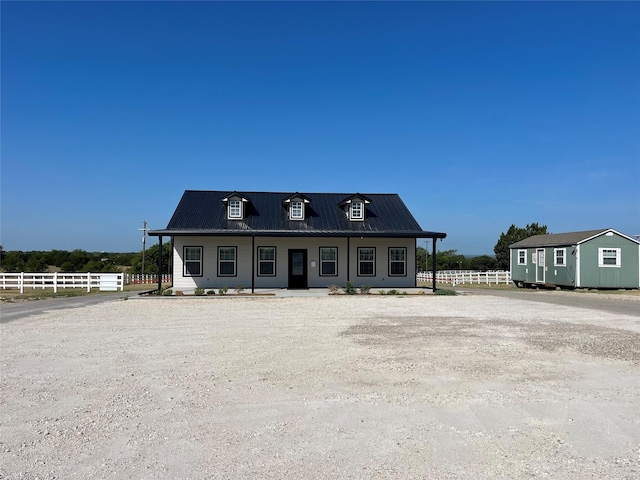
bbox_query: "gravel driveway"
[1,295,639,479]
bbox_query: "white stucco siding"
[171,236,417,291]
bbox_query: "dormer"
[221,192,251,220]
[339,194,371,222]
[283,193,311,221]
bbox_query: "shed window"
[290,201,304,220]
[389,248,406,276]
[554,248,566,266]
[258,247,276,276]
[598,248,621,267]
[218,247,237,276]
[358,247,375,276]
[320,247,337,276]
[184,246,202,277]
[228,200,242,219]
[517,250,527,265]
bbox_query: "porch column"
[157,236,163,293]
[251,235,255,294]
[432,237,437,292]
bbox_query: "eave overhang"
[149,229,447,239]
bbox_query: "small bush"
[234,286,245,294]
[194,288,205,296]
[434,288,457,296]
[175,290,184,296]
[218,286,228,296]
[378,290,386,295]
[387,289,399,295]
[359,285,371,294]
[206,290,216,295]
[343,281,357,295]
[328,284,341,294]
[162,288,173,296]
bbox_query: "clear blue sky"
[2,1,639,255]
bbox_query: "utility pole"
[139,221,148,277]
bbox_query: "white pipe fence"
[417,271,512,286]
[0,272,124,293]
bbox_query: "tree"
[468,255,498,271]
[494,223,548,270]
[129,242,171,275]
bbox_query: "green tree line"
[0,243,171,275]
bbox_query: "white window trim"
[319,247,338,276]
[290,201,304,220]
[350,201,364,221]
[554,248,566,267]
[357,247,375,276]
[598,248,621,268]
[517,250,527,265]
[228,199,242,219]
[183,246,203,277]
[218,246,237,276]
[258,246,276,276]
[389,247,407,277]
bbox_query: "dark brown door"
[288,249,308,289]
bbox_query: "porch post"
[251,235,255,294]
[347,237,350,282]
[157,236,163,293]
[432,237,437,292]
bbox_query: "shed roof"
[149,190,446,239]
[509,229,638,248]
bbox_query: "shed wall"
[578,233,640,288]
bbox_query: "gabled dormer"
[283,193,311,221]
[339,194,371,222]
[221,192,251,220]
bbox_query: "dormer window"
[290,201,304,220]
[228,200,242,219]
[283,193,311,221]
[339,194,371,222]
[351,201,363,220]
[221,192,250,220]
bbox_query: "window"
[290,201,304,220]
[351,201,364,220]
[228,200,242,219]
[389,248,406,276]
[517,250,527,265]
[218,247,237,276]
[599,248,621,267]
[320,247,337,276]
[258,247,276,276]
[358,247,375,276]
[554,248,566,266]
[183,246,202,277]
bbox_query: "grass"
[0,283,171,303]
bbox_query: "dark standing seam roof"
[509,229,612,248]
[149,190,446,238]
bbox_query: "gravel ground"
[1,295,639,479]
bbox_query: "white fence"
[0,272,124,293]
[125,274,172,285]
[417,271,512,286]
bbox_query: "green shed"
[509,229,640,289]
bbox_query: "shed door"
[536,248,545,283]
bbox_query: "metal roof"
[508,229,637,248]
[149,190,446,239]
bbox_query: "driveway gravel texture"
[1,294,639,479]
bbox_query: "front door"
[536,248,545,284]
[288,249,308,289]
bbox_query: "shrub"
[194,288,205,296]
[378,290,386,295]
[162,288,172,296]
[387,289,399,295]
[343,281,357,295]
[359,285,371,294]
[328,284,341,294]
[234,286,245,294]
[218,286,228,296]
[206,290,216,295]
[434,288,457,296]
[175,290,184,296]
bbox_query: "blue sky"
[2,1,639,255]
